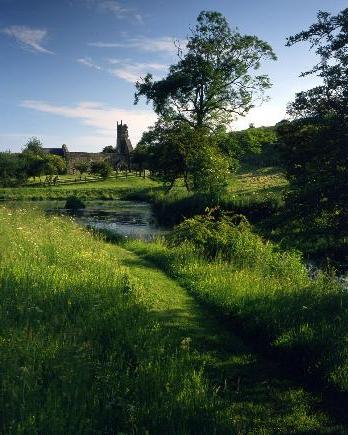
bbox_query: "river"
[30,200,167,240]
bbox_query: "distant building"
[43,121,134,173]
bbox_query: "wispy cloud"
[89,36,181,53]
[20,100,156,146]
[84,0,144,24]
[77,57,102,70]
[77,56,167,83]
[2,25,54,54]
[108,59,166,83]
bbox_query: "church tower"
[115,120,133,168]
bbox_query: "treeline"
[0,138,116,186]
[0,138,66,187]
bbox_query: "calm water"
[40,200,167,240]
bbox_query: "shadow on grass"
[118,253,342,433]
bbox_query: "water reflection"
[45,200,167,240]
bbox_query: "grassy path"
[110,244,341,434]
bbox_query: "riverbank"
[0,206,344,433]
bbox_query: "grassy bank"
[0,206,340,433]
[126,166,288,227]
[0,207,227,433]
[124,216,348,404]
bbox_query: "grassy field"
[135,166,288,228]
[0,207,218,433]
[123,216,348,410]
[0,174,160,201]
[1,206,343,433]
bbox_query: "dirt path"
[111,244,342,434]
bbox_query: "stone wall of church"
[66,152,127,173]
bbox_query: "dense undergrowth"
[0,207,231,434]
[126,213,348,399]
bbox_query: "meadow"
[124,214,348,406]
[2,168,347,431]
[0,207,219,433]
[0,173,160,201]
[1,206,338,433]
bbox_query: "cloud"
[2,25,54,54]
[85,0,144,24]
[89,36,182,53]
[77,56,167,83]
[108,59,167,83]
[77,57,102,70]
[20,100,156,147]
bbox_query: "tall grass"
[0,207,229,434]
[126,214,348,397]
[145,188,284,227]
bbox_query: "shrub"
[65,196,85,210]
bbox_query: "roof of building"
[43,147,65,156]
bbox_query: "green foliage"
[134,11,276,196]
[45,154,67,175]
[90,160,112,178]
[21,138,67,178]
[102,145,115,153]
[131,215,348,398]
[0,153,28,186]
[65,196,85,210]
[136,122,187,188]
[23,137,45,156]
[22,152,47,179]
[185,131,230,196]
[0,207,233,433]
[74,161,90,177]
[135,11,276,129]
[280,7,348,245]
[168,209,303,277]
[223,126,279,167]
[137,123,232,195]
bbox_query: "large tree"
[278,8,348,246]
[135,11,276,129]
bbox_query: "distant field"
[0,174,160,201]
[228,166,288,202]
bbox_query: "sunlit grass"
[0,207,225,433]
[0,174,160,201]
[126,221,348,398]
[0,206,336,433]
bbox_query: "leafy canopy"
[278,8,348,242]
[135,10,276,129]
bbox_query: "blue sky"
[1,0,347,152]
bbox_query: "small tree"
[102,146,115,153]
[22,153,46,180]
[45,154,67,175]
[90,161,112,179]
[0,153,27,186]
[22,137,45,156]
[185,131,230,196]
[74,161,90,178]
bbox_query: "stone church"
[43,121,133,173]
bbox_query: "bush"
[0,153,28,186]
[65,196,85,210]
[90,161,112,178]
